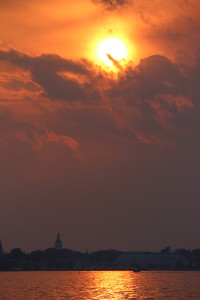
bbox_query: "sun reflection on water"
[82,271,138,299]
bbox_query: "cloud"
[0,49,91,75]
[0,110,78,151]
[0,49,93,102]
[130,0,200,63]
[1,78,40,92]
[92,0,129,9]
[105,54,196,144]
[0,48,200,147]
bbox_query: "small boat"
[132,267,141,272]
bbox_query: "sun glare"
[97,37,128,68]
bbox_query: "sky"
[1,0,200,253]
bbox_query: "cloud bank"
[0,48,198,147]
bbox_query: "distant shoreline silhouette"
[0,245,200,272]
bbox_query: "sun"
[97,37,128,68]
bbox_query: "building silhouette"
[114,252,186,270]
[54,233,62,250]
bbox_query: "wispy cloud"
[92,0,129,10]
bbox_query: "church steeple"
[54,233,62,250]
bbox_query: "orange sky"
[1,0,199,62]
[1,0,200,252]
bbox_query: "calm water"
[0,271,200,299]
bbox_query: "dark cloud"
[0,49,91,75]
[1,79,40,92]
[105,54,195,144]
[92,0,129,9]
[0,48,200,146]
[31,64,86,102]
[0,49,93,102]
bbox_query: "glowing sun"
[97,37,128,67]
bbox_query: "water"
[0,271,200,299]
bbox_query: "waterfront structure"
[114,252,186,270]
[54,233,63,250]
